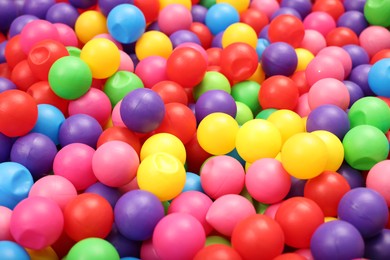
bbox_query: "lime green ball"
[348,96,390,133]
[66,238,120,260]
[205,236,231,246]
[256,108,278,119]
[162,201,170,215]
[48,56,92,100]
[343,125,389,170]
[235,101,254,125]
[364,0,390,27]
[66,46,81,57]
[231,80,261,115]
[103,71,144,106]
[193,71,231,100]
[200,0,217,8]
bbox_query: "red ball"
[232,214,285,260]
[11,59,39,91]
[268,14,305,48]
[64,193,114,241]
[274,253,307,260]
[0,89,38,137]
[167,47,208,88]
[134,0,159,23]
[291,70,310,95]
[185,134,211,173]
[206,47,222,66]
[97,126,141,155]
[370,49,390,64]
[194,245,242,260]
[275,197,324,249]
[304,171,350,217]
[190,22,213,49]
[5,35,27,69]
[326,27,359,47]
[51,232,76,259]
[312,0,345,21]
[0,63,11,79]
[259,75,299,110]
[220,42,258,82]
[240,8,269,36]
[151,80,188,105]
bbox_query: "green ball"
[66,238,120,260]
[48,56,92,100]
[348,96,390,133]
[103,71,144,106]
[200,0,216,9]
[66,46,81,57]
[343,125,389,170]
[231,80,261,115]
[235,101,254,125]
[364,0,390,27]
[256,108,278,119]
[205,236,231,246]
[193,71,231,100]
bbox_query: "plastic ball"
[338,188,389,238]
[0,89,38,137]
[326,27,360,47]
[281,132,328,179]
[190,22,213,49]
[193,71,230,100]
[25,247,59,260]
[312,0,345,20]
[231,80,261,115]
[337,11,368,36]
[250,0,279,19]
[365,229,390,259]
[135,31,173,60]
[0,77,16,94]
[97,126,141,153]
[135,56,167,88]
[259,75,299,110]
[158,4,192,35]
[235,101,253,125]
[308,78,350,110]
[182,172,203,192]
[11,59,39,91]
[195,89,236,123]
[151,80,188,105]
[343,44,370,69]
[368,58,390,97]
[360,26,390,58]
[53,23,77,47]
[295,48,314,71]
[194,244,241,260]
[303,11,336,37]
[263,42,298,76]
[271,7,302,20]
[153,213,205,260]
[66,238,120,260]
[305,56,345,86]
[169,30,201,48]
[367,160,390,207]
[240,8,269,36]
[53,143,97,191]
[9,14,38,38]
[20,19,60,54]
[364,0,390,27]
[84,182,121,209]
[349,64,374,96]
[74,10,108,44]
[311,220,364,260]
[45,3,78,27]
[205,3,239,35]
[0,133,12,164]
[343,80,365,107]
[268,14,304,48]
[318,46,352,77]
[280,0,312,18]
[267,109,304,144]
[141,133,185,163]
[0,241,30,260]
[222,22,257,49]
[0,206,12,240]
[337,163,365,189]
[0,0,18,32]
[300,29,326,55]
[118,50,134,72]
[311,130,344,171]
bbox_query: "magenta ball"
[308,78,350,110]
[305,55,345,86]
[303,11,336,37]
[10,196,63,250]
[246,158,291,204]
[294,93,311,117]
[20,19,60,54]
[0,206,12,240]
[135,56,168,89]
[54,23,78,47]
[195,90,237,123]
[158,4,192,35]
[367,160,390,207]
[359,26,390,58]
[118,50,134,72]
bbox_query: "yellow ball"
[246,63,265,84]
[216,0,250,13]
[75,11,108,44]
[137,152,186,201]
[26,247,59,260]
[324,216,338,223]
[281,133,328,179]
[135,31,173,60]
[222,22,258,49]
[312,130,344,171]
[141,133,186,164]
[267,110,305,144]
[295,48,315,71]
[236,119,282,163]
[159,0,192,10]
[275,152,282,162]
[302,116,308,131]
[80,38,120,79]
[197,113,239,155]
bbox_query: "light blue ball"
[368,58,390,97]
[256,38,270,61]
[31,104,65,145]
[205,3,239,35]
[182,172,204,193]
[0,241,30,260]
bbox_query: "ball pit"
[1,0,390,259]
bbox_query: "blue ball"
[368,58,390,97]
[0,162,33,209]
[182,172,203,193]
[0,241,30,260]
[107,4,146,44]
[31,104,65,145]
[205,3,239,35]
[256,38,270,61]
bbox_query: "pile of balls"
[1,0,390,259]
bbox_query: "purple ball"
[22,0,55,19]
[261,42,298,76]
[59,114,103,148]
[146,21,160,32]
[211,31,223,48]
[365,229,390,259]
[271,7,302,20]
[0,133,13,163]
[337,163,365,189]
[343,80,365,107]
[45,3,79,28]
[348,64,374,96]
[259,24,270,41]
[285,176,306,198]
[10,133,57,180]
[120,88,165,133]
[85,182,121,209]
[281,0,312,18]
[98,0,133,16]
[0,41,7,64]
[338,187,389,238]
[342,44,370,69]
[105,224,142,258]
[69,0,97,9]
[9,14,38,38]
[343,0,366,12]
[311,220,365,260]
[191,4,208,23]
[169,30,201,48]
[337,11,368,36]
[114,190,165,241]
[0,0,18,33]
[195,90,237,123]
[306,104,350,139]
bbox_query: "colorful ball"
[84,182,121,209]
[364,0,390,28]
[365,229,390,259]
[74,10,108,44]
[311,130,344,172]
[151,80,188,105]
[135,31,173,60]
[337,163,365,189]
[141,133,186,164]
[303,11,336,37]
[308,78,350,110]
[267,109,304,144]
[134,56,168,88]
[367,160,390,207]
[268,14,305,48]
[342,44,370,69]
[231,80,261,115]
[300,29,326,55]
[31,104,65,145]
[259,75,299,110]
[46,3,79,27]
[0,206,12,240]
[305,56,345,86]
[0,241,30,260]
[194,244,241,260]
[66,238,120,260]
[158,4,192,35]
[205,3,239,35]
[20,19,60,54]
[261,42,298,76]
[222,22,257,48]
[368,58,390,97]
[193,71,231,100]
[359,26,390,58]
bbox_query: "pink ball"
[303,11,336,37]
[153,213,206,260]
[206,194,256,237]
[29,175,77,211]
[308,78,350,110]
[305,56,345,86]
[300,29,327,55]
[68,88,112,127]
[10,197,64,250]
[176,42,208,64]
[54,23,78,47]
[158,4,192,35]
[251,0,280,19]
[245,158,291,204]
[135,56,168,88]
[359,26,390,58]
[141,239,160,260]
[200,155,245,200]
[295,249,314,260]
[92,140,139,187]
[295,93,311,117]
[118,50,135,72]
[118,177,139,194]
[20,19,60,54]
[93,33,123,50]
[264,202,282,219]
[0,206,12,241]
[168,191,213,235]
[367,160,390,207]
[53,143,97,191]
[111,100,126,127]
[317,46,352,77]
